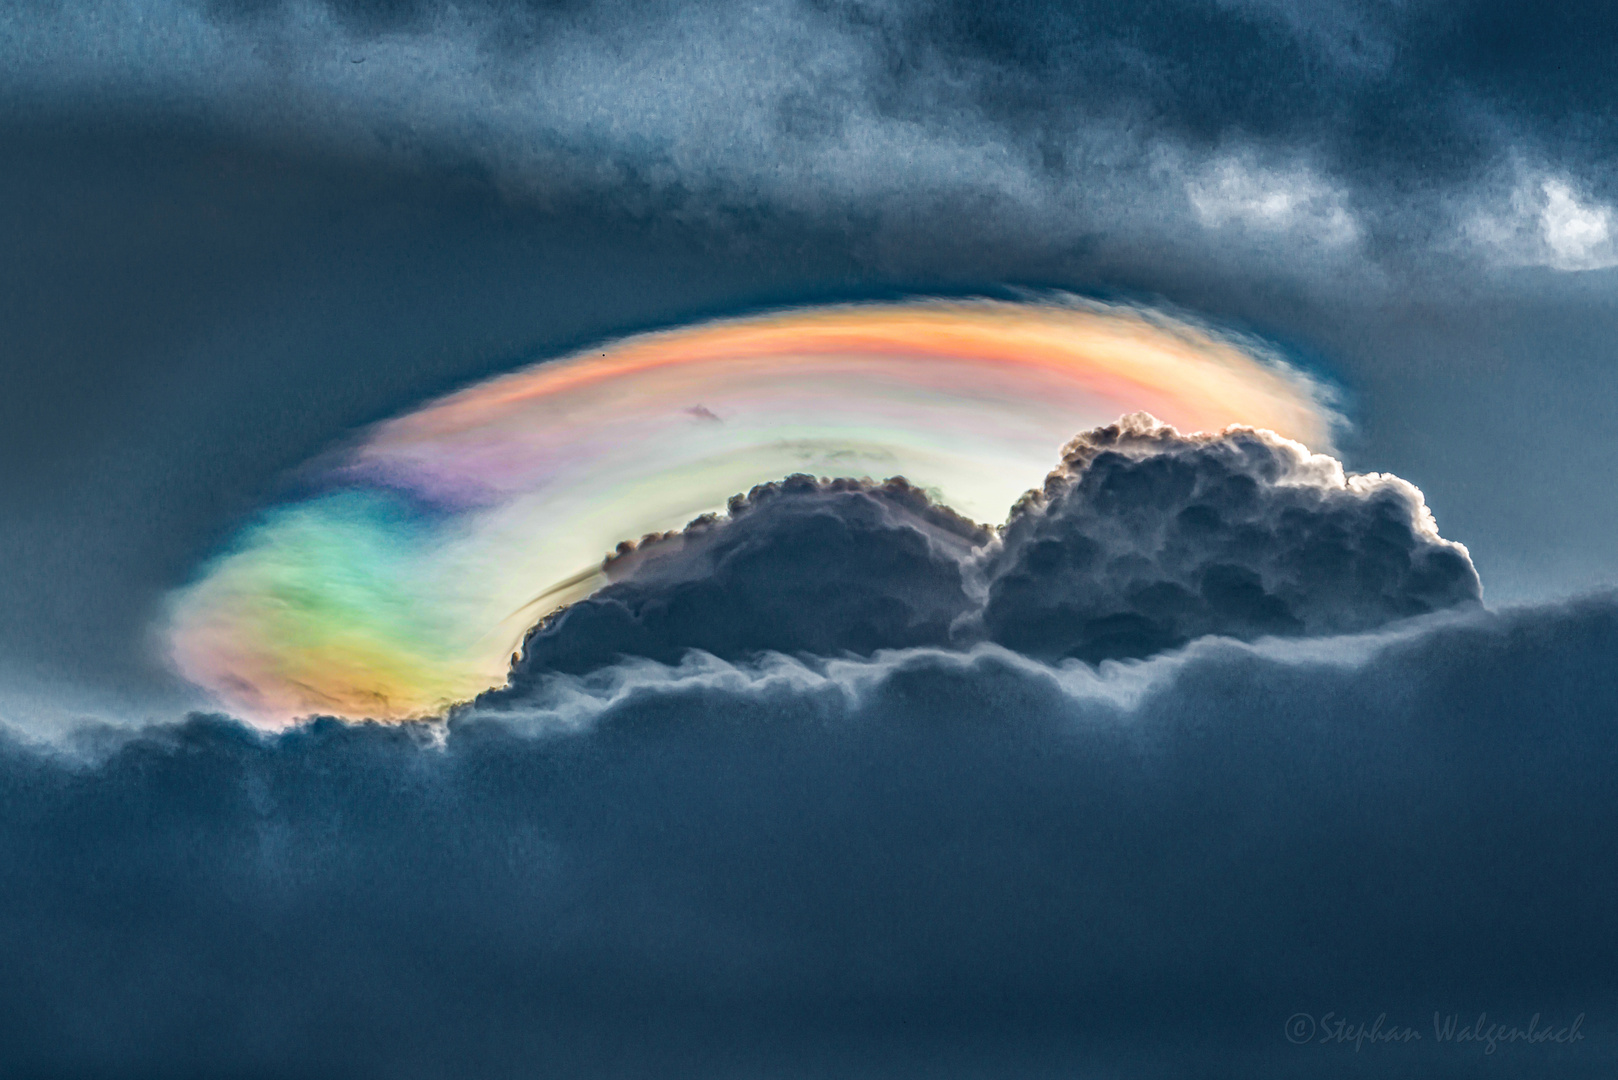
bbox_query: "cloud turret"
[979,414,1481,662]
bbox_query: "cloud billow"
[979,414,1481,662]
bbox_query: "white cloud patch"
[1469,172,1618,271]
[1540,179,1616,269]
[1185,157,1360,246]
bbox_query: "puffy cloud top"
[980,414,1481,662]
[503,416,1478,686]
[507,476,988,680]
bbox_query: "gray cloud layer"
[3,596,1616,1076]
[5,0,1617,271]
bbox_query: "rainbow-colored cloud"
[165,298,1338,725]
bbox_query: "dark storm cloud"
[503,421,1477,683]
[980,415,1480,662]
[3,597,1617,1076]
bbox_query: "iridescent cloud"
[165,298,1339,725]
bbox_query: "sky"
[5,0,1618,726]
[2,0,1617,1075]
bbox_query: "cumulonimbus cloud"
[501,415,1479,691]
